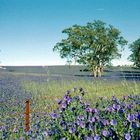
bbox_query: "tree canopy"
[129,38,140,68]
[53,20,127,77]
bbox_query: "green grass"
[22,80,140,113]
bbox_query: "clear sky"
[0,0,140,66]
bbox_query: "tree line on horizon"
[53,20,140,77]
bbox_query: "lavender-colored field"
[0,66,140,139]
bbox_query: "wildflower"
[131,122,137,128]
[76,120,80,125]
[43,131,48,137]
[119,108,125,114]
[102,130,109,137]
[127,104,133,110]
[50,112,58,119]
[106,106,113,112]
[101,119,109,126]
[61,103,67,109]
[57,99,62,105]
[92,108,98,113]
[89,117,95,123]
[79,121,85,128]
[95,115,99,120]
[13,127,18,133]
[123,96,127,100]
[112,96,117,102]
[125,133,131,140]
[86,107,92,113]
[85,103,90,108]
[127,114,135,122]
[94,135,100,140]
[77,115,85,120]
[113,104,120,111]
[86,136,93,140]
[69,127,76,133]
[63,95,69,101]
[137,113,140,120]
[88,124,93,131]
[110,119,117,126]
[47,129,53,136]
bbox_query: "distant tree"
[53,20,127,77]
[129,38,140,68]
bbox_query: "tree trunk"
[100,66,104,73]
[97,66,102,77]
[74,56,77,65]
[92,66,98,77]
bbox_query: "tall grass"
[22,80,140,113]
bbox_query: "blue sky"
[0,0,140,66]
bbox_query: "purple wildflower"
[92,108,98,113]
[125,133,131,140]
[95,115,99,120]
[127,104,133,110]
[78,115,85,120]
[57,99,62,105]
[137,113,140,120]
[113,104,120,111]
[86,107,92,113]
[63,95,69,101]
[66,97,72,104]
[127,114,135,122]
[123,95,127,100]
[43,131,48,137]
[50,112,58,119]
[61,103,67,109]
[131,122,137,128]
[112,96,117,102]
[13,127,18,133]
[76,120,80,125]
[85,103,90,108]
[69,127,76,134]
[94,135,100,140]
[89,117,96,123]
[101,119,109,126]
[88,124,93,131]
[79,121,85,128]
[110,119,117,126]
[86,136,93,140]
[106,106,113,112]
[102,130,109,137]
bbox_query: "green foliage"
[129,38,140,68]
[53,20,127,71]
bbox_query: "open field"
[1,65,140,81]
[0,66,140,139]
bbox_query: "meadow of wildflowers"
[47,88,140,140]
[0,72,140,139]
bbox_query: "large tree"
[53,20,127,77]
[129,38,140,68]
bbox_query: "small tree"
[53,20,127,77]
[129,38,140,68]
